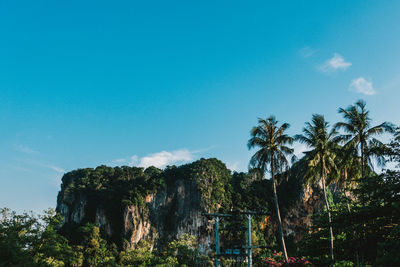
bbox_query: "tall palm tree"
[295,114,339,265]
[248,116,294,263]
[335,100,394,179]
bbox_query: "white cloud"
[299,46,317,58]
[349,77,376,95]
[129,155,139,166]
[14,144,40,155]
[113,149,196,169]
[321,53,352,72]
[138,149,193,168]
[293,143,308,159]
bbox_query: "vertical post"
[247,214,252,267]
[215,217,220,267]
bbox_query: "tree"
[295,114,339,265]
[0,208,40,266]
[335,100,394,179]
[78,223,116,267]
[248,116,294,262]
[0,208,78,267]
[34,209,76,267]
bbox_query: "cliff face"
[56,159,229,251]
[283,183,324,243]
[56,158,324,252]
[120,177,211,251]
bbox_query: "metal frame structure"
[203,210,269,267]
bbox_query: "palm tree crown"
[295,114,339,185]
[248,116,294,176]
[335,100,394,177]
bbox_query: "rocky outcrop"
[283,182,325,243]
[95,207,113,237]
[119,176,213,251]
[56,164,216,252]
[57,192,87,224]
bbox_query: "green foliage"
[300,170,400,266]
[119,240,165,266]
[0,207,215,266]
[77,224,117,266]
[0,208,79,267]
[118,234,211,267]
[34,210,76,266]
[335,99,394,176]
[163,158,232,213]
[0,208,41,266]
[333,260,354,267]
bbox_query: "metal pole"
[247,214,252,267]
[216,217,220,267]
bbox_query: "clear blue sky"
[1,1,400,213]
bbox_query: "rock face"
[56,163,218,252]
[56,158,325,252]
[283,182,325,243]
[57,192,87,224]
[119,178,211,251]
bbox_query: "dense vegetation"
[1,99,400,266]
[0,209,210,266]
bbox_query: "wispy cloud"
[14,144,40,155]
[46,165,66,173]
[349,77,376,95]
[320,53,352,72]
[11,158,66,174]
[298,46,318,58]
[113,148,200,169]
[112,158,128,164]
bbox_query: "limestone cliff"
[56,158,324,252]
[56,159,230,251]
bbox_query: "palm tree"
[248,116,294,263]
[295,114,339,265]
[335,100,394,179]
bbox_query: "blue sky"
[1,1,400,213]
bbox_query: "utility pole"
[247,214,252,267]
[203,213,232,267]
[215,217,220,267]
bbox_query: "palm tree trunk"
[361,142,365,179]
[271,157,288,263]
[360,142,366,266]
[322,177,334,265]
